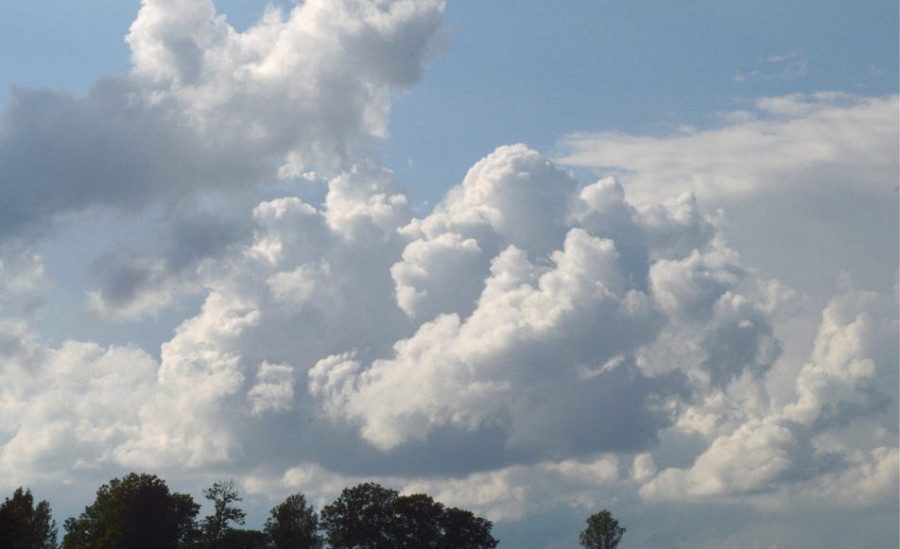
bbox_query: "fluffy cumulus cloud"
[0,1,897,547]
[0,324,158,477]
[643,283,898,505]
[310,145,755,457]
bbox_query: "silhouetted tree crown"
[579,510,625,549]
[23,475,502,549]
[0,487,58,549]
[434,507,498,549]
[215,528,269,549]
[264,493,322,549]
[320,482,498,549]
[61,473,199,549]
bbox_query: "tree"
[61,473,199,549]
[218,529,269,549]
[578,510,625,549]
[320,483,397,549]
[0,487,58,549]
[320,483,498,549]
[436,507,498,549]
[390,494,443,548]
[264,493,321,549]
[201,480,247,548]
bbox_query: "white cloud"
[113,290,258,468]
[244,453,624,524]
[558,93,897,205]
[391,232,483,319]
[0,326,157,485]
[307,145,781,460]
[248,361,296,417]
[557,92,899,369]
[642,417,802,500]
[0,122,894,543]
[1,140,793,486]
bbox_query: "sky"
[0,1,897,547]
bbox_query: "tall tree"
[436,507,498,549]
[390,494,443,548]
[578,510,626,549]
[320,483,397,549]
[61,473,199,549]
[264,493,321,549]
[201,480,247,548]
[0,487,58,549]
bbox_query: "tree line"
[0,473,625,548]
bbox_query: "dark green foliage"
[435,507,498,549]
[61,473,199,549]
[320,482,498,549]
[201,480,247,548]
[578,510,625,549]
[218,528,270,549]
[264,493,321,549]
[390,494,443,548]
[43,476,500,549]
[320,483,397,549]
[0,487,58,549]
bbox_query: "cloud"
[241,453,623,524]
[0,0,446,241]
[87,210,248,320]
[247,361,295,417]
[557,93,899,304]
[1,141,791,485]
[0,138,892,549]
[0,1,896,544]
[557,93,898,205]
[307,145,783,464]
[0,245,48,317]
[641,283,898,504]
[733,51,809,82]
[0,323,157,479]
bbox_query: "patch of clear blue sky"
[385,0,898,209]
[1,0,895,351]
[1,0,896,208]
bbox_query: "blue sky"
[0,1,897,547]
[3,1,895,205]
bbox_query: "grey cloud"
[642,283,898,503]
[0,0,445,242]
[87,208,249,318]
[0,245,48,317]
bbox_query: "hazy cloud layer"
[558,93,898,205]
[557,93,899,301]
